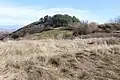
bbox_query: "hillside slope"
[7,14,79,39]
[8,22,49,39]
[24,29,73,40]
[6,14,120,40]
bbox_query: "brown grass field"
[0,37,120,80]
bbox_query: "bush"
[88,22,98,33]
[103,16,120,31]
[98,23,120,32]
[11,34,19,39]
[73,21,98,36]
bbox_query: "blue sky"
[0,0,120,29]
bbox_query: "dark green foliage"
[72,16,80,22]
[32,21,41,25]
[53,14,73,27]
[11,34,19,39]
[44,15,52,22]
[39,14,80,27]
[39,18,44,23]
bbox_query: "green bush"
[39,14,80,28]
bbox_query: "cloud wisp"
[0,5,104,26]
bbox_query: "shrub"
[72,21,98,36]
[11,34,19,39]
[98,23,120,32]
[88,22,98,33]
[72,21,89,36]
[104,16,120,31]
[105,28,111,33]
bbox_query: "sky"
[0,0,120,29]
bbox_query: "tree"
[114,16,120,23]
[39,14,80,27]
[72,16,80,22]
[39,18,44,23]
[109,16,120,23]
[44,15,52,22]
[52,14,74,27]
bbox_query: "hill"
[1,14,120,80]
[4,14,120,40]
[7,14,79,39]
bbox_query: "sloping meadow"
[0,37,120,80]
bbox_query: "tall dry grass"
[0,37,120,80]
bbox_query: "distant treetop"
[39,14,80,27]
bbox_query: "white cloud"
[0,5,104,26]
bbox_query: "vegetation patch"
[25,29,73,39]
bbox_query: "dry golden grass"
[0,37,120,80]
